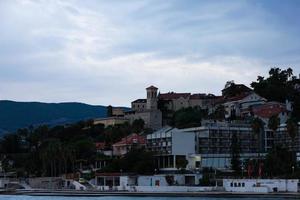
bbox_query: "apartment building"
[146,126,200,171]
[146,121,280,170]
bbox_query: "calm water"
[0,196,294,200]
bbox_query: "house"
[159,92,191,111]
[158,92,220,112]
[223,92,267,119]
[131,99,147,112]
[137,174,202,186]
[252,101,289,124]
[95,173,136,190]
[93,117,129,128]
[189,93,222,113]
[222,81,252,98]
[112,107,125,117]
[112,133,146,156]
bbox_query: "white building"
[223,179,299,193]
[223,92,266,119]
[146,126,200,171]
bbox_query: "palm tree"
[268,115,280,133]
[287,119,297,140]
[286,118,298,151]
[251,117,264,153]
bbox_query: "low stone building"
[112,133,146,156]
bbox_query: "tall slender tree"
[230,133,241,175]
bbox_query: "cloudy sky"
[0,0,299,106]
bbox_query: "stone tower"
[146,85,158,110]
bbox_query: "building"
[273,122,300,153]
[146,121,274,170]
[223,179,299,193]
[146,126,200,171]
[252,101,290,124]
[93,117,129,128]
[223,92,266,119]
[112,133,146,156]
[112,107,126,117]
[131,99,147,112]
[125,86,162,130]
[95,142,112,157]
[159,92,191,111]
[158,92,220,112]
[222,81,252,98]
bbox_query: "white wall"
[172,130,195,155]
[223,179,299,193]
[129,186,213,192]
[138,175,169,186]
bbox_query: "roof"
[225,93,251,102]
[95,142,106,150]
[132,99,146,103]
[146,85,158,90]
[112,133,146,147]
[159,92,191,100]
[222,83,252,93]
[190,93,217,100]
[95,172,121,177]
[252,102,287,118]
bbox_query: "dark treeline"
[0,119,147,177]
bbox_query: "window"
[230,182,233,187]
[238,183,241,187]
[234,183,237,187]
[242,183,245,187]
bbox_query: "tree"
[230,133,241,174]
[268,115,280,133]
[131,119,145,133]
[264,146,297,177]
[251,67,296,102]
[176,156,188,170]
[209,105,225,120]
[286,118,298,140]
[251,117,264,152]
[172,107,206,129]
[102,148,155,174]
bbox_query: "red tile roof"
[252,102,287,118]
[159,92,191,100]
[112,133,146,147]
[95,142,106,150]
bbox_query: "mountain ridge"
[0,100,123,135]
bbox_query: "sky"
[0,0,300,107]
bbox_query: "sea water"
[0,196,292,200]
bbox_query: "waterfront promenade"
[1,189,299,199]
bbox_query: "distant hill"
[0,100,117,135]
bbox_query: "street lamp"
[292,166,295,175]
[242,166,244,178]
